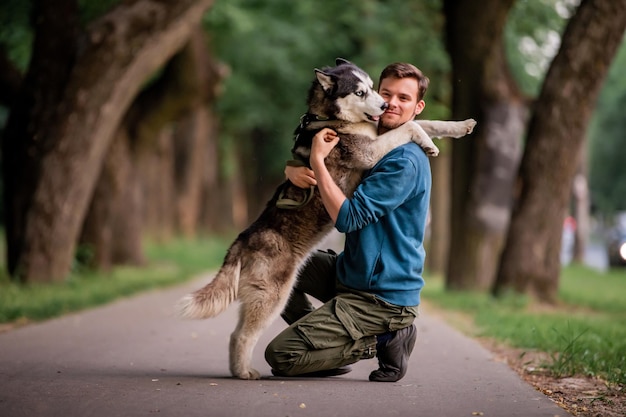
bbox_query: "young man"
[265,63,431,382]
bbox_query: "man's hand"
[285,165,317,188]
[310,128,339,168]
[308,128,345,223]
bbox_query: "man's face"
[378,77,425,132]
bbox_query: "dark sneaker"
[369,324,416,382]
[271,366,352,378]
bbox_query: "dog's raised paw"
[426,146,440,157]
[465,119,477,134]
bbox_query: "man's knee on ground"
[264,339,299,375]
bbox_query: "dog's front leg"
[415,119,477,139]
[361,122,440,166]
[381,121,440,157]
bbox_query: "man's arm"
[309,128,346,223]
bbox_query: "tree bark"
[444,0,526,291]
[427,149,451,276]
[572,157,590,264]
[0,44,22,106]
[494,0,626,302]
[3,0,214,282]
[173,109,210,237]
[80,26,224,266]
[80,129,144,270]
[3,0,80,280]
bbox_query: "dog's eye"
[355,91,365,97]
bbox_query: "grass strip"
[422,265,626,386]
[0,236,231,324]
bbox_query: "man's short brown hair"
[379,63,430,101]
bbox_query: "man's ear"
[414,99,426,116]
[315,69,334,92]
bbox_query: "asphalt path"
[0,274,571,417]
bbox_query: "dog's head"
[310,58,387,124]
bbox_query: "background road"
[0,273,570,417]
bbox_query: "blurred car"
[606,212,626,267]
[607,230,626,267]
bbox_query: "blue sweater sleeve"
[335,148,420,233]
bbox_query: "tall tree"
[494,0,626,302]
[587,41,626,216]
[443,0,526,291]
[3,0,214,283]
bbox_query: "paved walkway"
[0,274,570,417]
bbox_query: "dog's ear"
[336,58,352,66]
[315,69,335,92]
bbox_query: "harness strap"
[276,185,316,209]
[276,112,335,210]
[276,159,316,209]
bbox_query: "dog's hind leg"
[229,273,295,380]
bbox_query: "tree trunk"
[80,129,144,270]
[444,0,526,291]
[572,157,590,264]
[80,26,224,263]
[494,0,626,302]
[2,0,80,280]
[198,111,233,233]
[0,44,22,106]
[3,0,214,282]
[427,149,451,276]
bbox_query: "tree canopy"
[204,0,450,178]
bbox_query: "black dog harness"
[275,113,333,209]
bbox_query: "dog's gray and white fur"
[178,59,476,379]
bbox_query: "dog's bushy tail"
[177,253,241,319]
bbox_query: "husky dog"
[178,59,475,380]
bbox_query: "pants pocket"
[386,313,416,332]
[295,300,353,350]
[334,297,366,341]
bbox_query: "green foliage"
[423,265,626,385]
[504,0,575,97]
[0,0,33,71]
[0,0,121,72]
[0,236,232,324]
[588,39,626,215]
[204,0,450,177]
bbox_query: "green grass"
[422,265,626,386]
[0,236,232,324]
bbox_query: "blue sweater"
[334,143,431,307]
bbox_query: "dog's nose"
[381,102,389,110]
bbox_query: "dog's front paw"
[234,368,261,380]
[425,145,439,157]
[464,119,477,134]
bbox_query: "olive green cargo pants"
[265,250,418,376]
